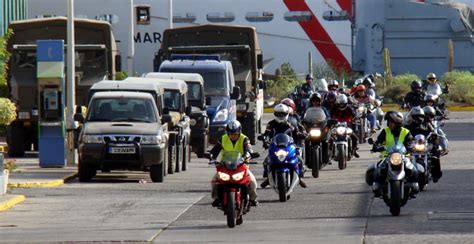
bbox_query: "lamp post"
[66,0,76,166]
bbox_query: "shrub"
[266,76,301,100]
[443,71,474,105]
[115,71,128,80]
[0,98,16,126]
[378,74,419,104]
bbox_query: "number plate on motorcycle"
[109,147,136,154]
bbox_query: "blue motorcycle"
[265,133,301,202]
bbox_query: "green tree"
[0,30,12,97]
[280,62,297,79]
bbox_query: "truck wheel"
[150,164,164,183]
[78,161,95,182]
[175,144,181,173]
[182,143,189,171]
[197,134,208,158]
[7,122,25,157]
[168,145,175,174]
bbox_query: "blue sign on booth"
[37,40,64,62]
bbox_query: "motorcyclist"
[209,120,259,207]
[299,74,316,110]
[259,103,307,188]
[281,98,307,144]
[424,105,449,158]
[309,92,330,117]
[425,94,446,116]
[327,79,339,92]
[352,84,378,132]
[329,94,360,158]
[322,90,338,113]
[366,110,419,197]
[403,80,426,109]
[423,73,449,96]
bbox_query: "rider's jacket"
[353,94,372,104]
[330,107,356,124]
[301,83,315,95]
[374,127,413,155]
[405,122,434,137]
[209,133,251,159]
[404,91,426,109]
[264,120,297,140]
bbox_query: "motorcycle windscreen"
[303,107,327,125]
[272,133,293,147]
[385,142,407,155]
[217,151,242,170]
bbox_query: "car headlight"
[189,119,197,126]
[413,143,426,152]
[232,171,245,181]
[336,126,346,135]
[218,172,230,181]
[310,128,321,138]
[213,109,228,122]
[275,149,288,162]
[389,153,403,166]
[141,135,161,145]
[83,135,104,144]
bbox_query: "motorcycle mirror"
[251,152,260,159]
[257,135,264,141]
[368,138,374,145]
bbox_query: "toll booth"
[36,40,66,167]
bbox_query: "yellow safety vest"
[384,127,409,148]
[221,133,247,155]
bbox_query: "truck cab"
[75,91,168,182]
[143,72,209,158]
[159,57,240,143]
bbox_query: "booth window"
[207,12,235,22]
[284,11,312,22]
[173,13,197,23]
[246,12,274,22]
[136,6,150,25]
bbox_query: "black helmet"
[363,77,374,89]
[310,92,322,103]
[384,110,404,125]
[326,91,337,102]
[411,80,422,92]
[306,74,313,80]
[409,106,425,124]
[423,106,436,119]
[226,120,242,135]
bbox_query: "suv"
[159,59,240,143]
[143,72,209,158]
[75,91,168,182]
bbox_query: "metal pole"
[66,0,76,166]
[127,0,134,76]
[169,0,173,29]
[308,52,313,77]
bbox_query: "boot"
[299,178,307,188]
[249,199,259,207]
[260,179,269,188]
[212,199,220,207]
[353,148,360,158]
[372,182,381,198]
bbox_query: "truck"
[155,25,265,144]
[5,17,120,157]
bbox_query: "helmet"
[426,73,437,80]
[409,106,425,124]
[306,74,314,80]
[310,92,322,103]
[410,80,423,92]
[335,94,348,110]
[355,84,366,92]
[316,78,328,92]
[328,79,339,87]
[423,106,436,119]
[363,77,375,89]
[424,94,438,103]
[326,91,337,103]
[384,110,404,125]
[226,120,242,135]
[274,103,290,123]
[354,79,363,86]
[281,98,296,113]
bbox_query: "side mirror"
[231,86,241,100]
[251,152,260,159]
[115,54,122,72]
[185,106,192,116]
[368,138,374,145]
[74,113,85,123]
[161,114,172,124]
[259,80,267,90]
[153,50,164,72]
[257,54,263,69]
[205,97,211,105]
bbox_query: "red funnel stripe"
[337,0,352,16]
[283,0,351,74]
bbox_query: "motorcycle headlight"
[218,172,230,181]
[213,109,228,122]
[336,126,346,135]
[83,135,104,144]
[413,143,426,152]
[232,171,245,181]
[358,106,365,113]
[141,135,161,145]
[310,128,322,138]
[389,153,403,166]
[275,149,288,162]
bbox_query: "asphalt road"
[1,112,473,243]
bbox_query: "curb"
[7,172,78,188]
[0,195,26,212]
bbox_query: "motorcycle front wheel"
[226,191,236,228]
[277,172,288,202]
[390,180,402,216]
[337,144,347,170]
[312,147,320,178]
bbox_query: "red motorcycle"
[213,151,257,228]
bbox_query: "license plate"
[109,147,136,154]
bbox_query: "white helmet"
[335,94,348,110]
[316,78,328,92]
[274,103,290,123]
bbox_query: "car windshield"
[217,151,242,170]
[87,97,157,123]
[187,82,202,101]
[164,90,181,111]
[160,67,228,96]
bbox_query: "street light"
[66,0,76,166]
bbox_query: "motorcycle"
[369,140,416,216]
[329,121,353,170]
[263,133,301,202]
[289,85,313,117]
[353,102,371,144]
[411,133,438,191]
[212,151,259,228]
[302,107,331,178]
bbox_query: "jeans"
[367,113,377,130]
